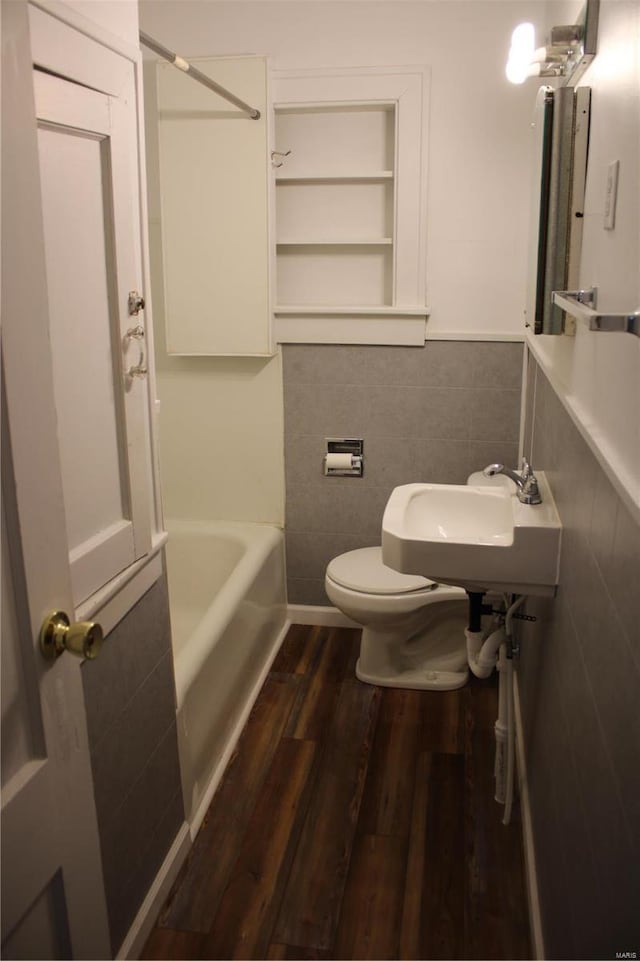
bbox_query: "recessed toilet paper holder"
[324,438,364,477]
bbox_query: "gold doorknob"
[39,610,103,661]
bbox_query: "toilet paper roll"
[325,452,354,470]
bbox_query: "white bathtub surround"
[165,520,287,836]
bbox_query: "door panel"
[34,69,151,607]
[1,872,71,961]
[39,126,133,544]
[1,500,40,789]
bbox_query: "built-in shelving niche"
[275,105,394,307]
[273,67,430,345]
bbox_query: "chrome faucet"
[483,457,542,505]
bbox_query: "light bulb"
[510,22,535,54]
[505,58,528,83]
[506,22,536,84]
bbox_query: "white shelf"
[274,311,428,345]
[276,170,393,184]
[277,238,392,246]
[274,305,428,316]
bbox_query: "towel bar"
[552,288,640,336]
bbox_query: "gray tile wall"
[518,356,640,959]
[283,342,523,604]
[81,567,184,954]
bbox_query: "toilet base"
[355,598,469,691]
[355,658,469,691]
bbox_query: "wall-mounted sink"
[382,472,561,596]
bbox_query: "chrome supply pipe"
[464,594,525,824]
[494,642,509,805]
[501,595,525,825]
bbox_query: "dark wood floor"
[141,624,531,960]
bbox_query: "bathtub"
[164,519,287,836]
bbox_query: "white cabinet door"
[1,2,150,956]
[156,56,272,356]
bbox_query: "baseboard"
[116,821,191,961]
[287,603,360,628]
[513,672,545,960]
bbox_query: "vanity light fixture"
[505,0,599,87]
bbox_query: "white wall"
[526,0,640,522]
[153,348,285,525]
[139,0,549,339]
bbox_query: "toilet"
[325,547,469,691]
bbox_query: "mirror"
[525,84,591,335]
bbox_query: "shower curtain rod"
[139,30,261,120]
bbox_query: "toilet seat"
[326,547,437,595]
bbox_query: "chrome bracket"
[552,288,640,337]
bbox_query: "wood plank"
[285,627,360,740]
[139,927,203,960]
[273,678,381,950]
[399,751,432,960]
[341,626,361,677]
[421,753,465,960]
[160,675,299,933]
[333,834,407,960]
[421,686,467,755]
[199,738,317,959]
[464,679,531,959]
[270,623,323,676]
[357,687,424,838]
[266,944,333,960]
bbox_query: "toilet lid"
[327,547,437,595]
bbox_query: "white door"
[1,2,150,956]
[33,57,152,609]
